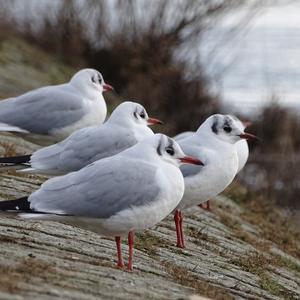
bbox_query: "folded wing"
[29,157,160,219]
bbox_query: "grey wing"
[0,85,85,134]
[178,141,205,177]
[180,164,204,177]
[31,125,138,172]
[29,157,160,219]
[60,125,138,169]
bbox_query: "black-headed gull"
[174,116,252,210]
[0,134,203,270]
[174,114,257,247]
[0,69,113,145]
[0,101,162,175]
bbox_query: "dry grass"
[241,197,300,259]
[186,225,220,246]
[229,252,298,299]
[258,273,297,300]
[163,261,234,300]
[0,256,56,293]
[0,141,17,157]
[229,252,271,274]
[223,181,300,260]
[135,231,170,257]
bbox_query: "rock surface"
[0,172,299,300]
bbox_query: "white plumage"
[0,68,112,145]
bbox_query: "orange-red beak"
[239,132,258,141]
[103,83,114,92]
[147,118,163,125]
[180,156,204,166]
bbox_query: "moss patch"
[259,274,297,300]
[229,252,299,299]
[229,252,271,274]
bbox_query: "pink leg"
[174,210,184,248]
[115,236,124,268]
[179,211,185,248]
[127,231,134,271]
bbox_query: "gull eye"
[223,126,232,133]
[165,146,175,156]
[140,111,146,119]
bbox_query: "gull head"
[153,134,203,167]
[199,114,258,144]
[108,101,163,127]
[70,68,113,94]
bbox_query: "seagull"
[174,117,252,210]
[173,114,258,248]
[0,134,203,271]
[0,69,113,146]
[0,101,162,175]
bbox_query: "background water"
[200,4,300,115]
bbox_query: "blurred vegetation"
[0,0,259,133]
[0,0,299,210]
[246,102,300,208]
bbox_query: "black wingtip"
[0,155,31,164]
[0,197,31,211]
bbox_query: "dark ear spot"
[156,136,163,155]
[223,117,233,128]
[167,137,174,148]
[134,108,139,119]
[211,118,218,134]
[91,76,97,83]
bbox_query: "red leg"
[179,211,185,248]
[174,210,184,248]
[115,236,124,268]
[127,231,134,271]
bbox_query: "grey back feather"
[0,85,85,134]
[31,124,138,172]
[29,157,160,219]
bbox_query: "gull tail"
[0,197,31,211]
[0,155,31,171]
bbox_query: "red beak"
[242,121,252,128]
[239,132,259,141]
[147,118,163,125]
[103,83,114,92]
[180,156,204,166]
